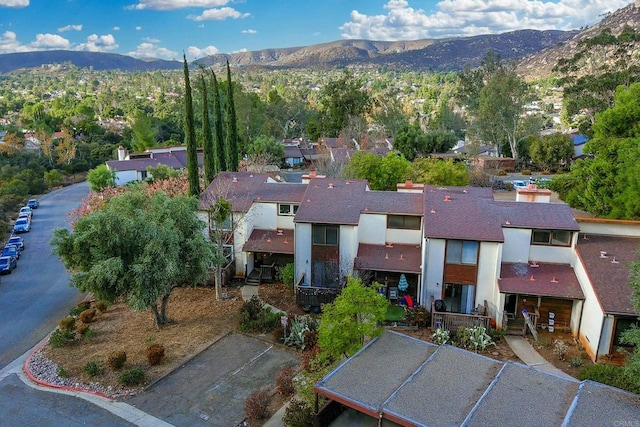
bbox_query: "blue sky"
[0,0,634,61]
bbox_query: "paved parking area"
[126,333,300,426]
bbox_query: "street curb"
[22,332,112,401]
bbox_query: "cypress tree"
[200,73,216,183]
[183,54,200,196]
[225,60,239,171]
[210,69,226,172]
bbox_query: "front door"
[443,283,475,314]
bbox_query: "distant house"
[283,145,304,167]
[570,134,589,158]
[106,145,203,185]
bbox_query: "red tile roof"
[576,234,640,315]
[242,228,294,254]
[354,243,422,273]
[498,263,584,299]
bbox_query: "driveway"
[126,333,300,426]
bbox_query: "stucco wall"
[294,222,312,285]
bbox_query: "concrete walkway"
[504,335,574,379]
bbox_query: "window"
[532,230,571,246]
[313,225,339,245]
[446,240,478,265]
[278,203,299,216]
[213,214,232,231]
[387,215,421,230]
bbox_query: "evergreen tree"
[183,54,200,196]
[200,73,216,183]
[225,60,239,171]
[210,69,226,172]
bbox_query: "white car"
[510,180,527,190]
[13,217,31,233]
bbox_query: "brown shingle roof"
[242,228,294,254]
[362,191,423,215]
[199,172,269,212]
[294,178,368,224]
[576,234,640,315]
[423,186,504,241]
[499,263,584,299]
[354,243,422,273]
[499,201,580,231]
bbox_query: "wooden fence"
[431,302,491,332]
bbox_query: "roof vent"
[600,251,608,258]
[232,176,238,182]
[307,198,311,203]
[505,219,510,225]
[277,229,283,236]
[385,242,393,248]
[399,254,405,260]
[283,238,289,244]
[443,195,451,202]
[328,183,334,189]
[551,276,558,283]
[530,275,535,281]
[267,237,272,242]
[431,209,436,214]
[385,253,389,260]
[611,257,619,264]
[529,261,539,268]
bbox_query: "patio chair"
[388,287,398,303]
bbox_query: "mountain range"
[0,1,638,77]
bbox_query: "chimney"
[117,146,126,161]
[397,179,424,193]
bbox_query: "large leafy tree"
[318,276,388,360]
[457,52,532,160]
[620,252,640,393]
[130,109,157,152]
[86,164,116,192]
[52,188,214,327]
[409,158,469,186]
[317,70,373,137]
[552,83,640,219]
[529,133,574,172]
[183,54,200,196]
[245,134,285,164]
[344,151,411,191]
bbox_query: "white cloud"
[58,24,83,33]
[188,7,250,21]
[136,26,143,30]
[143,37,161,43]
[0,0,29,8]
[126,0,229,11]
[113,26,121,31]
[340,0,634,40]
[30,33,71,49]
[242,29,257,34]
[186,45,219,59]
[0,31,31,53]
[77,34,119,52]
[128,42,178,60]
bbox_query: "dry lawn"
[42,286,245,395]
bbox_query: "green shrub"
[94,301,108,313]
[83,328,96,339]
[276,366,295,396]
[537,337,552,349]
[282,399,314,427]
[578,363,639,394]
[568,356,584,367]
[107,350,127,370]
[431,328,450,345]
[57,367,70,378]
[78,308,96,323]
[146,343,165,366]
[49,328,74,348]
[284,315,319,350]
[466,326,496,352]
[244,390,271,419]
[59,316,75,331]
[279,263,295,289]
[118,367,145,386]
[239,296,280,333]
[83,361,102,377]
[69,302,90,317]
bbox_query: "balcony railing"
[431,301,491,332]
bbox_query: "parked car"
[13,218,31,233]
[0,255,17,274]
[27,198,40,209]
[2,245,19,260]
[510,180,527,190]
[8,236,24,251]
[18,213,31,223]
[19,206,33,219]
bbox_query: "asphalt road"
[0,181,90,369]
